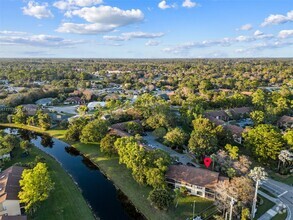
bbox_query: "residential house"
[0,166,25,217]
[64,97,85,105]
[205,110,230,121]
[227,107,251,120]
[224,124,244,144]
[21,104,38,116]
[166,165,228,199]
[35,98,53,107]
[277,115,293,130]
[21,104,49,116]
[87,102,106,111]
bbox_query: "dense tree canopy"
[19,163,54,213]
[243,124,285,163]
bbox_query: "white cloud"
[162,32,275,54]
[56,23,116,34]
[0,31,28,35]
[56,6,144,34]
[0,32,82,47]
[182,0,197,8]
[22,1,53,19]
[236,41,293,54]
[145,40,160,46]
[278,30,293,39]
[261,10,293,26]
[254,30,263,36]
[158,1,176,10]
[70,6,144,25]
[103,32,164,41]
[53,0,103,10]
[237,24,253,31]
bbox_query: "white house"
[87,102,106,111]
[0,166,26,218]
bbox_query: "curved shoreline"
[1,124,146,220]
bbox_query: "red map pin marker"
[204,157,212,168]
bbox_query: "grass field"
[3,145,95,220]
[254,195,275,219]
[0,123,214,220]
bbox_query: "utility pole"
[225,195,237,220]
[229,197,236,220]
[251,179,259,218]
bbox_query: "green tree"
[19,163,54,213]
[126,121,143,135]
[225,144,239,160]
[152,127,167,139]
[250,110,265,125]
[243,124,285,163]
[77,105,88,115]
[37,111,51,130]
[14,106,26,124]
[283,129,293,150]
[148,188,173,210]
[100,134,118,156]
[0,133,20,156]
[252,89,266,110]
[188,117,222,156]
[241,208,250,220]
[164,127,187,148]
[20,140,33,154]
[80,119,109,143]
[65,117,88,141]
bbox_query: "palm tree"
[249,167,268,219]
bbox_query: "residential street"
[142,132,198,166]
[261,178,293,220]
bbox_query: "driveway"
[142,132,198,166]
[261,178,293,220]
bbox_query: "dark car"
[186,162,196,167]
[173,161,183,165]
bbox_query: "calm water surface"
[4,127,145,220]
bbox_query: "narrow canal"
[4,127,145,220]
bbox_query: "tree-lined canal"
[4,127,145,220]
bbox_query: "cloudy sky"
[0,0,292,58]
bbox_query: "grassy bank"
[1,123,213,220]
[3,143,95,220]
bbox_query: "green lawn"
[254,195,275,219]
[259,188,277,198]
[3,146,95,220]
[0,123,214,220]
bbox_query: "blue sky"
[0,0,292,58]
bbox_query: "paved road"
[261,178,293,220]
[142,132,198,166]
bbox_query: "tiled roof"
[166,165,220,189]
[0,166,25,203]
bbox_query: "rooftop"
[166,165,221,189]
[0,166,25,203]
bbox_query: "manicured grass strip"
[259,188,277,198]
[3,144,95,220]
[254,195,275,219]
